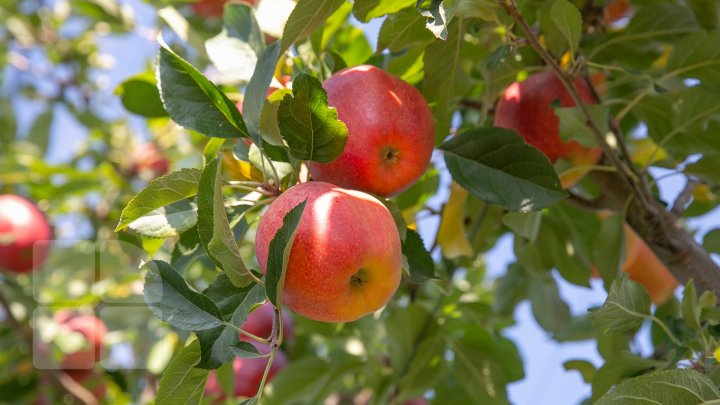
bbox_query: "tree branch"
[500,0,720,298]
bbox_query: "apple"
[604,0,631,24]
[622,225,678,304]
[403,398,429,405]
[241,302,295,343]
[494,70,602,187]
[205,348,288,400]
[54,311,108,370]
[255,181,402,322]
[0,195,52,274]
[309,65,435,197]
[129,142,170,180]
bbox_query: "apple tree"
[2,0,720,404]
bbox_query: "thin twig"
[671,178,699,217]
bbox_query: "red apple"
[255,181,402,322]
[241,302,295,343]
[0,195,52,274]
[404,398,429,405]
[309,65,435,197]
[54,311,108,370]
[205,347,288,400]
[604,0,631,24]
[494,71,602,187]
[129,142,170,180]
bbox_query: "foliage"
[1,0,720,404]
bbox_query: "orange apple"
[494,70,602,187]
[309,65,435,197]
[255,181,402,322]
[241,302,294,343]
[604,0,631,24]
[55,311,108,370]
[622,226,678,304]
[0,195,52,274]
[205,347,288,400]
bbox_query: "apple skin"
[190,0,257,18]
[622,226,678,304]
[241,302,295,343]
[0,195,52,274]
[604,0,631,24]
[54,311,108,370]
[255,181,402,322]
[494,71,602,187]
[403,398,429,405]
[130,143,170,179]
[205,348,288,400]
[309,65,435,197]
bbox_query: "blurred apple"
[0,194,52,274]
[55,311,108,370]
[205,347,288,400]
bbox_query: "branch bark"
[500,0,720,297]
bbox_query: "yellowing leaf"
[221,150,263,182]
[714,346,720,363]
[438,182,474,259]
[631,137,669,166]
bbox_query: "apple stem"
[254,347,277,403]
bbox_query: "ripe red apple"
[494,70,602,187]
[54,311,108,370]
[0,195,52,274]
[129,142,170,180]
[309,65,435,197]
[604,0,631,24]
[241,302,295,343]
[205,348,288,400]
[255,181,402,322]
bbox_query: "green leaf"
[681,280,701,330]
[224,3,265,55]
[156,341,209,404]
[280,0,346,53]
[204,273,258,319]
[265,199,307,306]
[353,0,415,22]
[156,43,249,138]
[244,42,282,139]
[485,44,512,71]
[439,128,566,212]
[197,158,254,287]
[556,104,609,147]
[591,353,663,400]
[704,229,720,254]
[381,199,407,242]
[593,212,625,289]
[27,109,53,156]
[590,274,651,335]
[171,226,205,270]
[127,199,198,238]
[549,0,582,56]
[502,211,542,241]
[231,341,263,358]
[115,72,167,118]
[277,73,348,162]
[418,0,452,40]
[666,32,720,89]
[402,229,436,283]
[116,168,202,231]
[596,369,720,405]
[527,273,571,333]
[142,260,224,331]
[386,304,435,373]
[376,7,434,52]
[563,360,596,384]
[196,284,266,369]
[205,31,258,85]
[686,0,720,30]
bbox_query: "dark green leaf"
[564,360,596,384]
[116,168,202,231]
[244,42,282,140]
[592,353,663,400]
[593,212,625,289]
[265,199,307,305]
[231,341,263,358]
[540,0,582,56]
[171,226,204,270]
[596,369,720,405]
[280,0,346,53]
[418,0,451,39]
[224,3,265,55]
[27,109,53,156]
[277,73,348,162]
[502,211,542,240]
[386,304,435,373]
[197,158,254,287]
[703,229,720,254]
[590,274,651,335]
[682,280,701,330]
[115,73,167,118]
[439,128,566,212]
[666,32,720,89]
[142,260,224,331]
[156,341,209,404]
[556,104,609,147]
[485,44,512,71]
[528,274,571,333]
[156,44,249,138]
[402,229,436,283]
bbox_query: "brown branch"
[671,178,699,216]
[500,0,720,298]
[0,289,98,405]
